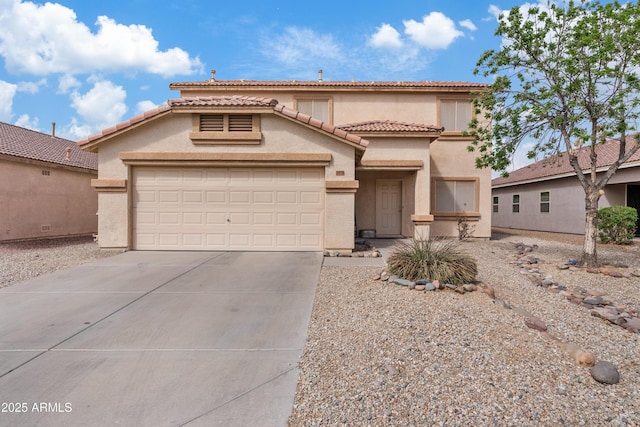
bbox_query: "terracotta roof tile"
[170,79,489,90]
[0,121,96,170]
[337,120,444,133]
[169,95,279,107]
[78,96,368,150]
[492,135,640,186]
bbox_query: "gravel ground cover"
[0,236,119,288]
[289,230,640,426]
[1,231,639,425]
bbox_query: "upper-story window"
[492,196,499,213]
[439,98,472,133]
[190,114,261,145]
[295,98,332,123]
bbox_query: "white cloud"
[70,79,127,134]
[135,100,159,115]
[58,74,81,94]
[488,5,503,20]
[0,80,17,121]
[17,79,45,94]
[14,114,39,131]
[0,0,203,77]
[369,24,403,49]
[459,19,478,32]
[261,27,344,68]
[403,12,464,50]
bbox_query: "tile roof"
[492,135,640,187]
[337,120,444,134]
[170,79,490,90]
[78,96,368,150]
[0,121,97,170]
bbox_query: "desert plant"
[387,238,478,285]
[597,206,638,244]
[456,216,476,240]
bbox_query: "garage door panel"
[133,167,324,251]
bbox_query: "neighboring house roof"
[492,135,640,187]
[337,120,444,134]
[0,121,97,171]
[78,96,369,151]
[170,78,490,92]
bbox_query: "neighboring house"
[0,121,98,241]
[79,76,492,252]
[492,136,640,235]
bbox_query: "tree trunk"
[581,189,599,267]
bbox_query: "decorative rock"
[587,268,600,274]
[608,271,624,278]
[432,279,441,289]
[624,317,640,333]
[542,278,554,286]
[445,283,457,290]
[414,284,426,291]
[525,316,547,332]
[454,286,466,294]
[600,267,610,275]
[591,361,620,385]
[393,278,414,287]
[557,264,570,270]
[380,272,390,281]
[408,281,416,290]
[482,285,496,299]
[424,283,436,291]
[389,275,399,283]
[584,296,603,305]
[463,284,477,292]
[416,279,430,286]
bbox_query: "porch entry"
[376,180,402,236]
[627,184,640,237]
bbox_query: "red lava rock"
[414,284,426,291]
[481,284,495,299]
[432,279,441,289]
[587,268,600,274]
[525,316,547,332]
[600,267,610,275]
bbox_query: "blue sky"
[0,0,547,168]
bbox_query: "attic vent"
[41,225,51,232]
[228,115,253,132]
[200,114,224,132]
[42,170,50,176]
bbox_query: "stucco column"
[325,181,359,252]
[411,163,433,240]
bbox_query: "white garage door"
[133,167,324,251]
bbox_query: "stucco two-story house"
[0,121,98,241]
[79,75,491,252]
[492,136,640,235]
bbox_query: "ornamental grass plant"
[387,238,478,285]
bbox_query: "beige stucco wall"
[0,158,97,241]
[430,139,492,238]
[92,112,357,250]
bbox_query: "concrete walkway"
[0,251,322,427]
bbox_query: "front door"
[376,180,402,236]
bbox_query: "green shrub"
[597,206,638,244]
[387,238,478,284]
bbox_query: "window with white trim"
[540,191,550,213]
[512,195,520,213]
[493,196,499,213]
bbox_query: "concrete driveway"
[0,251,322,426]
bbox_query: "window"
[540,191,550,213]
[512,195,520,213]
[190,114,261,144]
[439,99,472,132]
[433,178,479,216]
[493,196,499,213]
[295,98,331,123]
